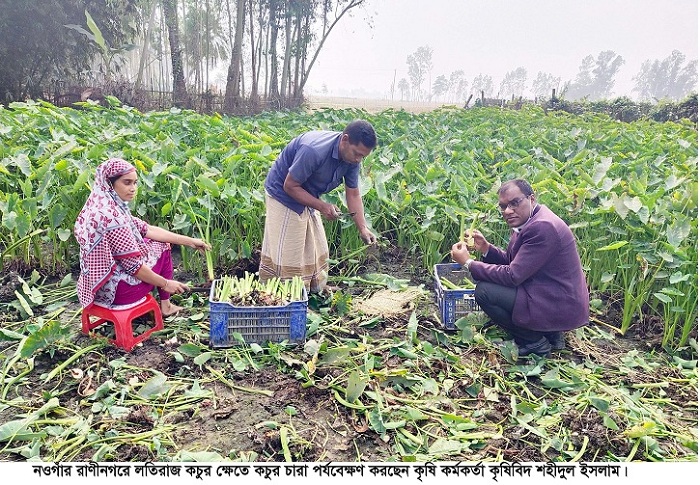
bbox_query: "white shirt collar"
[512,204,538,233]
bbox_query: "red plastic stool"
[81,294,164,351]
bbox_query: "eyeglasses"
[498,195,529,212]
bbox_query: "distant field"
[306,95,460,113]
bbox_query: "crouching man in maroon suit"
[451,179,589,357]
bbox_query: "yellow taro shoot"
[465,212,480,248]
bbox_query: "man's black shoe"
[518,337,552,357]
[545,331,565,351]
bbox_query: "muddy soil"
[0,245,696,463]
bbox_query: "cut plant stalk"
[184,191,215,281]
[440,276,475,290]
[213,274,304,304]
[465,212,480,247]
[206,365,274,396]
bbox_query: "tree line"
[0,0,367,113]
[0,1,696,113]
[397,45,697,104]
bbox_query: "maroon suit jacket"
[469,204,589,332]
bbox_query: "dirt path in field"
[306,95,456,114]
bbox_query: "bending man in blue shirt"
[259,120,378,293]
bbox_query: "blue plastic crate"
[434,263,480,330]
[208,279,308,347]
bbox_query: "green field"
[0,100,697,462]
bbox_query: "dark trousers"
[474,281,547,345]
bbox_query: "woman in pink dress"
[74,158,210,316]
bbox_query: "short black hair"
[498,179,534,197]
[343,120,377,149]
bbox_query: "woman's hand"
[162,279,189,294]
[188,238,211,252]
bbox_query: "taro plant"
[0,102,696,349]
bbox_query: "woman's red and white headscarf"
[74,158,147,307]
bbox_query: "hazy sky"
[306,0,699,100]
